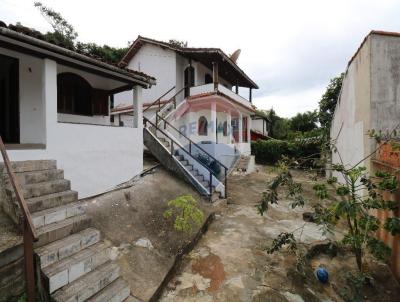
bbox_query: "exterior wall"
[124,44,177,104]
[331,37,371,179]
[0,56,144,198]
[252,118,268,136]
[370,34,400,136]
[0,46,46,144]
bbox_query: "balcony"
[189,84,253,110]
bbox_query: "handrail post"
[189,141,192,155]
[23,222,36,302]
[171,140,174,156]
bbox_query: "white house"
[250,113,270,141]
[112,36,259,170]
[0,25,155,197]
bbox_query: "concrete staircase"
[1,160,133,302]
[144,128,225,201]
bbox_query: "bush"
[251,139,289,164]
[251,138,322,167]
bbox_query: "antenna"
[230,49,241,63]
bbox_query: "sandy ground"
[159,166,400,302]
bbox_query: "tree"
[168,39,188,48]
[289,110,318,133]
[318,73,344,132]
[34,2,77,49]
[272,118,290,140]
[258,130,400,295]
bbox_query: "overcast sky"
[1,0,400,117]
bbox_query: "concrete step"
[43,241,111,293]
[35,214,92,248]
[32,202,85,228]
[7,179,71,199]
[36,228,100,268]
[195,174,204,182]
[124,296,141,302]
[4,169,64,186]
[51,261,120,302]
[26,190,78,213]
[0,160,57,173]
[86,277,130,302]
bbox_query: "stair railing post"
[171,140,174,156]
[189,141,192,155]
[156,114,159,127]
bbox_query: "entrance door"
[0,54,19,143]
[184,66,194,98]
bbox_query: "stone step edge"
[31,201,85,228]
[35,227,101,268]
[86,277,130,302]
[51,261,120,302]
[43,241,111,293]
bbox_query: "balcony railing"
[189,84,252,109]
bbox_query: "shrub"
[251,139,289,164]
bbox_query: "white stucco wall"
[0,47,46,144]
[252,119,268,136]
[0,54,144,198]
[331,37,371,180]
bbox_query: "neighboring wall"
[370,34,400,135]
[331,37,371,178]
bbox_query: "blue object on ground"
[316,267,329,283]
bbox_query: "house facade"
[114,36,258,169]
[0,25,155,197]
[251,113,270,141]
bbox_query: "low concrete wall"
[4,123,143,198]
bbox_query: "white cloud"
[1,0,400,117]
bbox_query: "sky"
[1,0,400,117]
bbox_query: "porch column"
[238,112,243,144]
[249,88,253,103]
[211,102,217,142]
[227,111,232,144]
[212,62,219,91]
[247,115,251,142]
[133,85,143,128]
[43,59,57,144]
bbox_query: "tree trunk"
[355,248,362,271]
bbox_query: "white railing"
[189,84,252,109]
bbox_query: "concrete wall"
[331,36,371,179]
[252,119,268,136]
[370,34,400,135]
[0,55,144,198]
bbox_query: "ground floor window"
[57,72,108,116]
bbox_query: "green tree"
[272,118,290,140]
[34,1,77,49]
[289,110,318,133]
[318,73,344,132]
[168,39,188,48]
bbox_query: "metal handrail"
[144,117,216,195]
[156,113,229,171]
[0,136,37,302]
[157,86,186,114]
[143,85,176,113]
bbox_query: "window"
[205,73,213,84]
[198,116,208,136]
[57,72,108,116]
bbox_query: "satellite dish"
[230,49,241,63]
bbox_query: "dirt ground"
[83,161,220,301]
[159,165,400,302]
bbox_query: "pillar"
[247,115,251,142]
[211,102,217,142]
[133,86,143,128]
[227,111,232,144]
[238,112,243,144]
[43,59,57,145]
[212,62,219,91]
